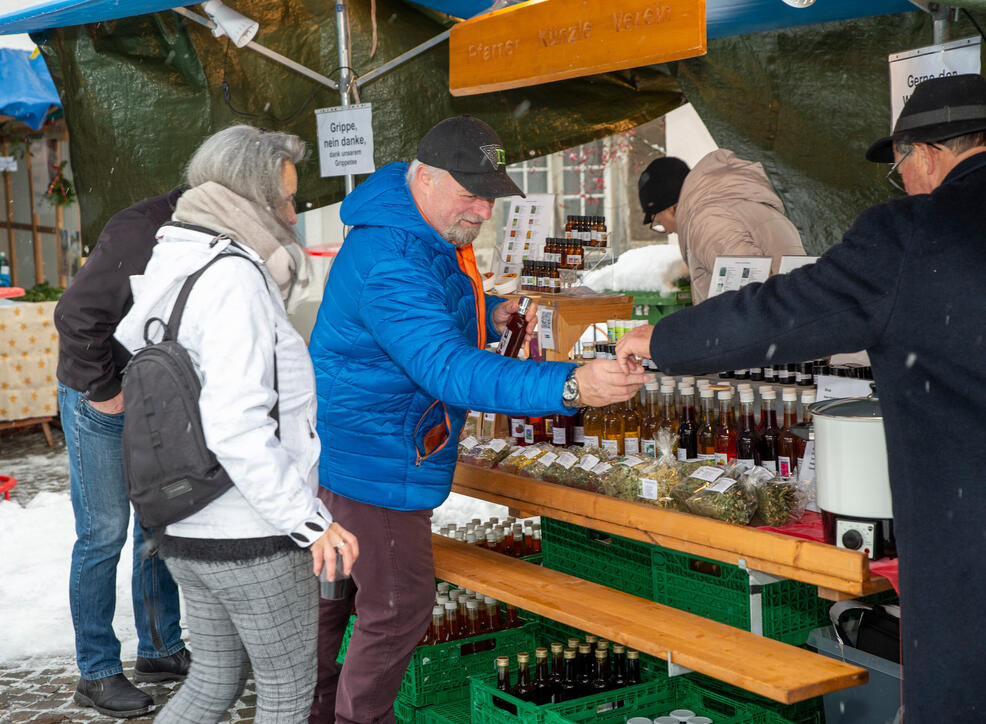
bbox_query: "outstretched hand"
[615,324,655,374]
[574,359,648,407]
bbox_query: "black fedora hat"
[866,73,986,163]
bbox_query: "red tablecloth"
[758,511,900,594]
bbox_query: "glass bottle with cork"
[776,387,800,478]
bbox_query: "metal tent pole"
[336,0,355,195]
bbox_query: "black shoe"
[133,647,191,683]
[74,674,154,718]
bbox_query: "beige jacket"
[676,149,804,303]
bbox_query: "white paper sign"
[497,194,555,275]
[814,374,874,402]
[708,256,771,298]
[315,103,375,177]
[0,156,17,173]
[778,255,819,274]
[537,306,555,351]
[639,477,658,500]
[889,37,981,129]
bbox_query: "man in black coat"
[55,189,190,718]
[616,74,986,720]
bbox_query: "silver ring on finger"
[334,540,346,549]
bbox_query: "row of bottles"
[717,360,871,385]
[518,261,563,295]
[421,582,523,645]
[436,517,542,556]
[540,238,586,270]
[496,637,641,705]
[563,215,608,248]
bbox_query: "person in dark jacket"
[615,74,986,721]
[307,116,647,722]
[55,190,190,718]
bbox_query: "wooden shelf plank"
[452,464,892,597]
[433,535,867,704]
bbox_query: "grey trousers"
[156,548,318,724]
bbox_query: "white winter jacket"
[115,225,331,544]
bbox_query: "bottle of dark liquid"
[776,363,793,385]
[676,385,698,462]
[796,389,816,476]
[776,387,799,478]
[584,634,598,652]
[598,216,609,248]
[626,649,641,685]
[496,296,532,359]
[591,648,611,692]
[513,652,535,702]
[610,643,627,688]
[551,412,575,446]
[533,647,552,705]
[758,386,780,475]
[557,648,579,702]
[495,655,513,706]
[736,389,761,470]
[565,215,575,239]
[549,642,565,700]
[697,387,716,462]
[576,643,593,694]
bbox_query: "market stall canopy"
[0,40,60,129]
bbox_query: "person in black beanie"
[618,73,986,721]
[638,151,804,303]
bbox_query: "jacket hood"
[679,149,787,218]
[341,162,448,251]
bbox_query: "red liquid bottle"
[496,296,532,358]
[776,387,800,478]
[713,390,737,466]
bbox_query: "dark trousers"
[309,490,434,724]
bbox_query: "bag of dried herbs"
[457,435,485,463]
[499,443,550,475]
[670,463,732,509]
[542,448,587,485]
[637,429,681,509]
[469,438,514,468]
[517,445,562,480]
[561,448,612,491]
[685,466,759,525]
[749,467,809,526]
[598,455,650,501]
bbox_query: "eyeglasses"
[886,147,912,193]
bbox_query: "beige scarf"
[172,181,312,311]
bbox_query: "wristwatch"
[562,368,583,408]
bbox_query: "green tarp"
[35,0,682,244]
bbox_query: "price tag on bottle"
[639,477,658,500]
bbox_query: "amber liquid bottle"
[496,296,532,359]
[622,399,642,455]
[494,655,513,712]
[581,406,603,448]
[758,388,780,475]
[565,215,575,239]
[533,648,552,705]
[657,386,679,458]
[714,390,737,466]
[776,388,799,478]
[442,601,458,642]
[513,652,535,702]
[420,605,445,645]
[677,386,698,462]
[557,648,579,702]
[598,216,609,247]
[640,380,661,457]
[736,390,761,470]
[697,387,716,462]
[601,404,625,456]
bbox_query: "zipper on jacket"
[413,400,451,467]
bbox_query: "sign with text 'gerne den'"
[449,0,706,97]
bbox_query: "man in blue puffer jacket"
[307,116,646,722]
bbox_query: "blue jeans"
[59,383,184,680]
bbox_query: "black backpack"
[122,246,279,547]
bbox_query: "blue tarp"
[0,47,60,129]
[0,0,917,38]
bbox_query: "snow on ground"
[0,486,504,667]
[582,243,688,294]
[0,491,140,667]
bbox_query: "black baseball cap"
[416,116,525,199]
[866,73,986,163]
[638,156,691,225]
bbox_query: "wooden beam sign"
[449,0,706,96]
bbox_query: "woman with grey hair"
[115,124,358,722]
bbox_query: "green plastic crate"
[651,548,830,645]
[394,695,422,724]
[470,672,665,724]
[337,616,536,707]
[607,289,691,324]
[533,617,668,680]
[688,674,824,724]
[540,518,654,599]
[543,677,761,724]
[417,698,473,724]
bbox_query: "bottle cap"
[433,605,443,615]
[740,390,754,403]
[550,642,564,653]
[782,387,798,401]
[678,385,694,395]
[496,656,510,668]
[627,649,639,659]
[595,648,607,659]
[535,647,548,659]
[466,600,479,610]
[444,601,458,613]
[484,596,497,604]
[596,640,609,650]
[517,296,532,314]
[802,390,816,403]
[612,644,626,653]
[760,386,776,400]
[585,634,597,643]
[567,637,580,649]
[578,643,591,653]
[517,652,530,664]
[564,648,577,659]
[699,387,714,398]
[717,390,731,400]
[436,595,450,606]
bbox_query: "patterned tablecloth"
[0,301,59,422]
